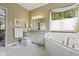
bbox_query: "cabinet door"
[34,33,45,45]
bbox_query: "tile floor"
[0,44,49,56]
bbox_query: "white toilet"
[21,37,32,46]
[14,28,32,46]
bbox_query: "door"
[0,7,7,46]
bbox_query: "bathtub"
[45,32,79,56]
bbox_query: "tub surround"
[45,38,79,56]
[45,32,79,55]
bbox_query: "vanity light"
[34,16,37,19]
[32,16,34,19]
[37,16,39,19]
[38,15,43,19]
[33,16,35,19]
[38,15,41,18]
[35,16,38,19]
[32,15,43,20]
[40,15,43,18]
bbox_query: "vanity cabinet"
[24,31,45,45]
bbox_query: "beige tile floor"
[0,44,49,56]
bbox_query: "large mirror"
[30,15,46,31]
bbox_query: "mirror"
[30,17,46,31]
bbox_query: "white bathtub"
[45,32,79,56]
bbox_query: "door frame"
[0,6,8,47]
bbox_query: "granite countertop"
[24,30,45,34]
[28,30,45,32]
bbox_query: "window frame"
[49,9,78,33]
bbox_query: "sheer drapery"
[50,17,78,31]
[52,4,78,12]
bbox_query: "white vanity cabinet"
[24,31,45,45]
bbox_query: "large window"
[51,10,75,20]
[50,9,78,32]
[64,10,75,18]
[51,12,62,20]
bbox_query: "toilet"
[21,37,32,46]
[14,28,32,46]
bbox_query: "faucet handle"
[72,44,75,48]
[62,40,64,44]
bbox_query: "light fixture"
[32,16,34,19]
[36,16,39,19]
[32,15,43,20]
[40,16,43,18]
[38,15,41,18]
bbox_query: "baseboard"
[7,42,18,47]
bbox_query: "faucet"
[66,36,74,46]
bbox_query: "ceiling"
[18,3,48,11]
[18,3,75,11]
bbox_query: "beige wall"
[29,3,73,31]
[0,3,29,45]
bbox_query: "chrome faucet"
[66,36,74,46]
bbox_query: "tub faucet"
[66,36,74,46]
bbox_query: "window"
[64,10,75,18]
[50,9,78,32]
[50,20,62,31]
[51,12,62,20]
[51,10,75,20]
[62,18,77,31]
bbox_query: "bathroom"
[0,3,79,56]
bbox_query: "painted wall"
[0,3,29,45]
[29,3,74,31]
